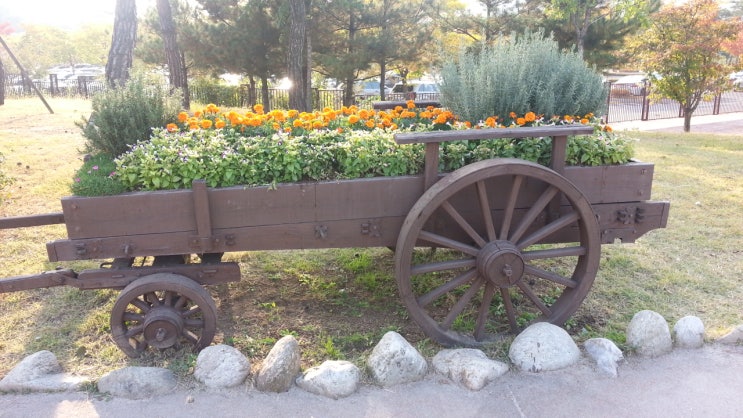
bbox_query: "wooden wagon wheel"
[110,273,217,357]
[395,158,601,347]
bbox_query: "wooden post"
[0,35,54,114]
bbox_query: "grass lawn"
[1,98,741,380]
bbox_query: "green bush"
[71,154,127,197]
[439,31,608,124]
[190,77,241,107]
[77,73,182,157]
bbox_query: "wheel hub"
[477,241,525,288]
[143,306,184,349]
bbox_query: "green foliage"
[190,77,242,107]
[71,154,127,197]
[76,73,182,157]
[439,31,607,124]
[113,126,633,193]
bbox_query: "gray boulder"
[256,335,301,392]
[97,367,176,399]
[296,360,360,399]
[627,310,672,357]
[584,338,624,377]
[432,348,508,390]
[0,351,89,393]
[716,325,743,345]
[194,344,251,388]
[367,331,428,387]
[673,316,705,348]
[509,322,581,372]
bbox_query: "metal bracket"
[361,220,381,237]
[314,224,328,239]
[616,206,645,225]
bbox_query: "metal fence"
[604,81,743,123]
[5,74,743,122]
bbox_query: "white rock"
[509,322,581,372]
[0,351,89,392]
[367,331,428,387]
[97,367,176,399]
[432,349,508,390]
[584,338,624,377]
[626,310,672,357]
[295,360,360,399]
[256,335,301,392]
[717,325,743,345]
[673,316,705,348]
[194,344,251,388]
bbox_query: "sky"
[0,0,156,31]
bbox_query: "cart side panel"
[564,162,654,204]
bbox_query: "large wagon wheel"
[110,273,217,357]
[395,158,600,347]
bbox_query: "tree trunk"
[105,0,137,87]
[683,107,692,132]
[156,0,190,109]
[260,74,270,111]
[288,0,310,112]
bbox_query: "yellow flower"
[253,104,264,114]
[312,120,323,129]
[288,109,299,118]
[205,103,219,113]
[200,119,213,129]
[215,119,226,129]
[177,112,189,123]
[293,119,304,128]
[348,114,360,124]
[188,122,199,130]
[166,123,178,132]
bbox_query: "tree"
[288,0,311,111]
[156,0,190,108]
[106,0,137,87]
[628,0,742,132]
[548,0,656,58]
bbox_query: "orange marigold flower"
[604,125,613,132]
[390,123,398,130]
[205,103,219,113]
[516,117,526,126]
[406,100,415,109]
[215,119,226,129]
[394,106,404,113]
[564,115,574,123]
[166,123,179,132]
[312,120,324,129]
[359,109,371,120]
[524,111,536,122]
[435,114,448,124]
[253,104,264,114]
[188,122,199,130]
[177,111,189,123]
[200,119,213,129]
[348,115,360,124]
[464,121,472,128]
[293,119,304,128]
[509,111,517,119]
[485,117,497,128]
[288,109,299,118]
[194,110,202,118]
[365,120,375,128]
[580,118,589,124]
[272,122,280,130]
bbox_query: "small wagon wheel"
[110,273,218,357]
[395,158,600,346]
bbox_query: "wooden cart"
[0,125,669,357]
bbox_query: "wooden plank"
[394,125,595,145]
[0,212,65,229]
[564,162,654,204]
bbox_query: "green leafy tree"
[628,0,742,132]
[548,0,656,58]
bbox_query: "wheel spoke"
[442,277,485,329]
[417,268,479,307]
[163,291,175,306]
[411,259,477,276]
[173,295,188,310]
[499,175,523,240]
[125,324,144,338]
[476,180,497,242]
[182,329,199,344]
[123,312,144,323]
[441,201,487,248]
[131,298,151,313]
[515,281,552,316]
[181,306,203,319]
[184,318,205,329]
[509,185,559,243]
[522,246,586,261]
[524,265,577,288]
[500,288,518,332]
[145,292,161,306]
[474,283,496,341]
[418,230,480,256]
[517,212,580,250]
